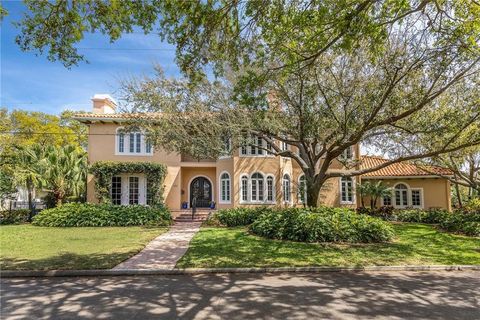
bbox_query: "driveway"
[1,271,479,319]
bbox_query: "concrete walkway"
[114,221,202,270]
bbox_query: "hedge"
[212,207,269,227]
[32,203,172,227]
[0,209,30,225]
[358,207,479,237]
[249,207,394,243]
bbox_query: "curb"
[1,265,479,278]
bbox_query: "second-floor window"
[116,129,153,155]
[341,146,354,160]
[240,134,273,157]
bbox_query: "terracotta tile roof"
[361,155,453,177]
[73,112,162,122]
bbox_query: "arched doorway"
[190,177,212,208]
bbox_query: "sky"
[1,1,180,115]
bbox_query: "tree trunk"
[455,182,463,208]
[27,177,34,222]
[306,179,323,207]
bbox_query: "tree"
[15,145,88,206]
[121,31,480,207]
[0,109,87,154]
[357,181,391,208]
[7,1,479,78]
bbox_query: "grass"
[177,223,480,268]
[0,225,168,270]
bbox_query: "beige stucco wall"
[360,178,451,211]
[85,121,450,211]
[86,123,182,208]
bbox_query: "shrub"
[214,207,269,227]
[0,209,30,225]
[250,207,394,243]
[357,206,395,220]
[395,209,449,224]
[440,213,480,237]
[32,203,172,227]
[462,199,480,214]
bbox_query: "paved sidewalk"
[114,221,201,270]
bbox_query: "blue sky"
[1,1,180,114]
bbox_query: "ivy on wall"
[90,161,167,206]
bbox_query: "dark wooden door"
[190,177,212,208]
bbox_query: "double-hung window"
[340,177,354,204]
[220,172,231,203]
[283,174,291,203]
[116,129,153,155]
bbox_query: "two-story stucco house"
[74,94,453,212]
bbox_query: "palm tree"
[13,145,45,218]
[14,145,87,207]
[38,145,87,205]
[357,182,373,208]
[369,181,391,209]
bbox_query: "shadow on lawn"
[1,272,479,319]
[0,252,136,271]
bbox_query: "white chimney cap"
[91,94,117,106]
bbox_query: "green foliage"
[249,207,394,243]
[0,210,30,225]
[90,161,167,205]
[32,203,172,227]
[360,207,480,237]
[440,214,480,237]
[463,198,480,213]
[213,207,270,227]
[394,209,451,224]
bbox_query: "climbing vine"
[90,161,167,205]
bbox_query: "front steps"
[172,209,215,222]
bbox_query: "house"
[74,94,453,212]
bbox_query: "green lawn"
[0,225,168,270]
[177,223,480,268]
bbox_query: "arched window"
[266,176,275,202]
[340,177,354,203]
[251,172,264,202]
[219,172,231,203]
[395,183,408,207]
[298,175,307,203]
[283,174,291,203]
[240,175,249,202]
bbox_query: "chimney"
[91,94,117,114]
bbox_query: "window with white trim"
[266,176,275,202]
[111,176,122,205]
[283,174,291,203]
[341,146,354,160]
[239,134,271,157]
[251,172,264,202]
[116,129,153,155]
[220,136,232,157]
[411,189,422,207]
[340,177,354,203]
[241,175,249,202]
[382,193,392,206]
[128,177,140,204]
[298,175,307,203]
[220,172,231,203]
[395,184,408,207]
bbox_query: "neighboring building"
[74,94,452,212]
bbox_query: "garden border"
[2,265,479,278]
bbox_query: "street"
[1,271,479,319]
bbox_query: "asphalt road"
[1,271,479,320]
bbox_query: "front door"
[190,177,212,208]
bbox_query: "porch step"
[173,210,215,222]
